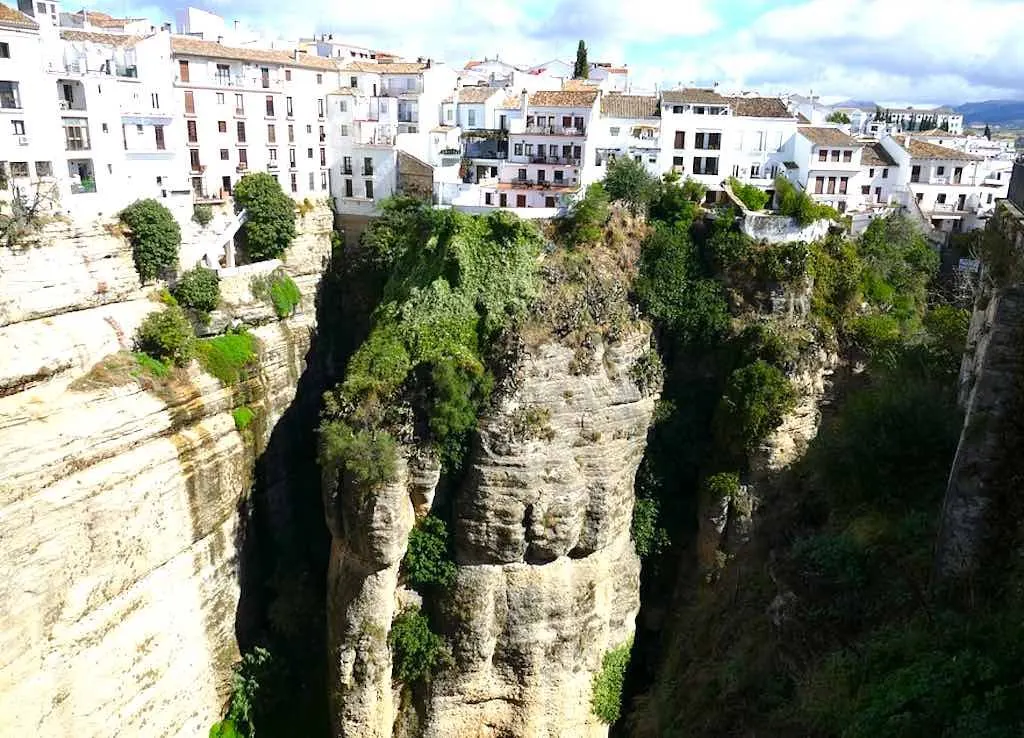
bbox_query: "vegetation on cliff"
[234,172,297,262]
[119,198,181,281]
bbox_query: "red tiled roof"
[662,88,726,105]
[340,60,429,74]
[600,94,658,119]
[0,3,37,28]
[171,35,337,71]
[726,96,793,119]
[61,30,146,46]
[798,126,859,147]
[529,89,599,107]
[906,138,981,161]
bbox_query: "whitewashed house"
[592,94,661,177]
[724,96,797,188]
[855,140,900,208]
[878,106,964,135]
[785,126,865,213]
[658,88,730,193]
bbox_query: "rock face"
[325,328,655,738]
[0,205,333,736]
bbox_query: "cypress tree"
[573,40,588,79]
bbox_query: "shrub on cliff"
[714,359,796,453]
[388,607,452,684]
[172,266,220,313]
[251,269,301,317]
[591,639,632,724]
[195,331,257,385]
[774,176,838,226]
[318,421,398,488]
[728,177,770,212]
[134,305,195,366]
[563,183,610,246]
[233,172,296,261]
[403,515,457,589]
[603,157,657,214]
[120,198,181,281]
[192,203,213,227]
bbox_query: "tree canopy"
[573,40,588,79]
[233,172,297,261]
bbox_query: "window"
[63,118,89,150]
[751,163,760,178]
[0,42,9,59]
[553,170,564,183]
[190,148,201,170]
[363,157,372,175]
[238,149,248,168]
[319,125,326,142]
[818,149,828,162]
[954,166,963,183]
[307,147,313,159]
[869,168,875,177]
[178,60,189,82]
[911,165,921,183]
[876,187,883,203]
[236,121,246,143]
[340,124,349,136]
[11,120,24,135]
[827,176,836,194]
[814,176,824,194]
[518,168,527,181]
[610,126,620,136]
[830,150,840,162]
[101,123,108,133]
[35,160,51,177]
[695,132,721,150]
[289,149,296,167]
[136,123,144,134]
[380,100,388,113]
[320,147,326,166]
[916,192,923,203]
[545,196,556,208]
[309,171,314,190]
[10,161,28,177]
[937,166,945,176]
[151,93,159,109]
[216,92,225,104]
[285,69,292,81]
[321,171,328,190]
[936,193,947,204]
[514,143,523,156]
[220,149,229,160]
[350,76,358,88]
[537,169,546,183]
[269,148,277,161]
[674,130,685,148]
[839,176,848,195]
[988,193,994,204]
[692,156,718,175]
[365,180,373,199]
[344,178,353,196]
[318,98,324,117]
[155,125,165,150]
[290,173,297,192]
[286,97,293,117]
[484,192,493,205]
[184,90,196,115]
[549,144,558,158]
[266,96,275,117]
[339,100,348,113]
[268,124,276,143]
[216,63,230,84]
[187,120,198,142]
[467,109,476,127]
[882,167,889,179]
[261,67,269,89]
[343,156,352,174]
[843,150,852,162]
[861,185,871,195]
[525,143,534,156]
[316,73,323,84]
[306,125,312,134]
[216,120,227,133]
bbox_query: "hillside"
[955,99,1024,126]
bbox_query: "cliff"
[0,205,333,736]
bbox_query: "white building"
[488,88,598,210]
[592,94,661,178]
[171,35,338,200]
[329,60,456,216]
[724,96,797,187]
[877,106,964,135]
[785,126,865,213]
[301,34,393,63]
[856,140,900,208]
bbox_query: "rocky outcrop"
[0,204,332,736]
[325,326,655,737]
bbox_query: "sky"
[96,0,1024,105]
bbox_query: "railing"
[363,168,374,176]
[342,166,353,174]
[58,99,87,111]
[523,125,586,136]
[528,155,580,166]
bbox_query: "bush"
[728,177,770,212]
[826,111,851,124]
[192,203,213,227]
[628,349,663,396]
[252,270,301,318]
[173,266,221,313]
[774,176,838,226]
[427,359,493,470]
[714,360,796,452]
[195,331,258,385]
[134,305,195,366]
[603,157,657,213]
[388,607,451,684]
[591,639,632,724]
[233,406,255,431]
[210,647,273,738]
[632,496,670,558]
[564,182,610,246]
[120,198,182,281]
[318,421,398,488]
[403,515,457,589]
[649,174,700,226]
[233,172,297,261]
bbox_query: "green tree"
[134,305,195,366]
[649,173,699,226]
[120,198,182,281]
[388,608,451,684]
[984,124,992,140]
[603,156,657,214]
[403,515,457,589]
[233,172,297,261]
[714,359,796,452]
[563,182,610,246]
[858,212,938,326]
[826,111,851,124]
[172,266,220,313]
[727,176,770,211]
[573,40,588,79]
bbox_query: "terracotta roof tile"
[662,88,727,105]
[498,94,521,109]
[60,30,146,46]
[339,60,429,74]
[600,94,659,119]
[726,96,793,119]
[528,89,599,108]
[171,35,338,71]
[452,86,500,104]
[796,112,811,123]
[798,126,859,147]
[0,4,37,28]
[80,10,146,28]
[906,138,981,161]
[861,142,895,167]
[562,78,599,91]
[918,128,965,138]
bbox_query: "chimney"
[520,88,528,118]
[453,85,459,108]
[233,19,239,30]
[293,49,300,61]
[426,58,432,69]
[216,35,223,44]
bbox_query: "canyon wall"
[0,206,332,736]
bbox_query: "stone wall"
[0,203,333,736]
[740,213,831,244]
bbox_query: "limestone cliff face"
[325,327,655,738]
[0,205,333,736]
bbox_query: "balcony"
[342,166,353,175]
[362,168,374,176]
[522,125,586,137]
[528,155,580,166]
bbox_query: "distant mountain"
[954,99,1024,127]
[833,99,877,111]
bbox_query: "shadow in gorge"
[232,246,351,738]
